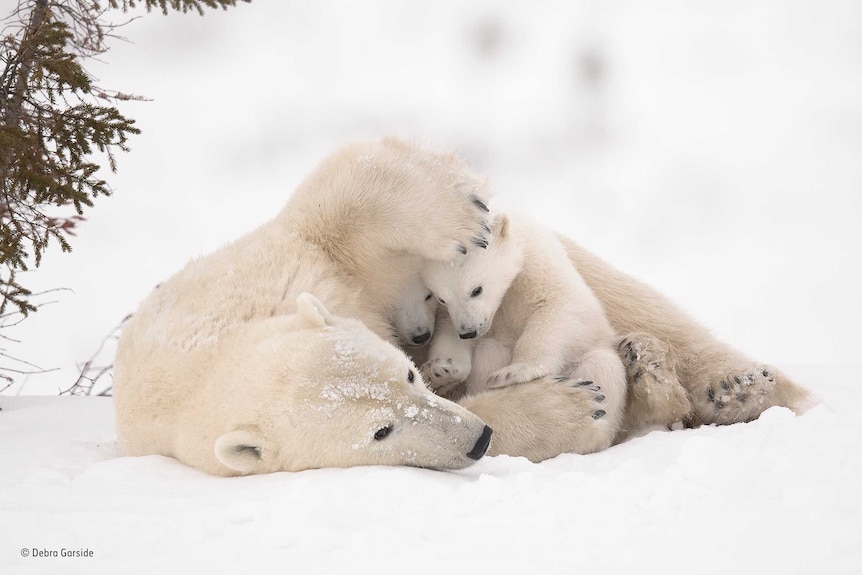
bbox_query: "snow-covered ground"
[2,0,861,573]
[2,367,861,574]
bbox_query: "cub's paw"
[421,357,469,392]
[705,366,777,424]
[487,362,549,389]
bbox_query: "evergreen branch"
[1,0,251,387]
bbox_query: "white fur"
[114,138,812,472]
[113,139,495,476]
[421,213,628,452]
[554,234,813,434]
[361,254,438,348]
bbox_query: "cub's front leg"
[486,306,570,389]
[421,309,474,397]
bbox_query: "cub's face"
[392,279,438,347]
[421,215,521,340]
[214,294,491,475]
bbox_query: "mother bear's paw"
[617,332,692,434]
[429,187,493,261]
[457,377,617,462]
[701,366,779,425]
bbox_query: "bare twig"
[61,316,126,396]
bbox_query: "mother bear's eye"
[471,286,482,297]
[407,370,415,384]
[374,425,393,441]
[424,293,433,301]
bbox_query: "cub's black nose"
[411,331,431,345]
[467,425,493,460]
[459,330,477,340]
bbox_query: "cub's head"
[213,293,491,475]
[421,214,524,339]
[392,276,439,347]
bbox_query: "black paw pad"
[575,380,594,387]
[594,395,605,403]
[471,236,488,249]
[592,410,606,420]
[456,243,467,255]
[551,375,569,383]
[619,341,638,365]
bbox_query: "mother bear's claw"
[471,196,490,212]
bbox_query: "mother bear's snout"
[467,425,493,460]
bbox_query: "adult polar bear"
[113,138,613,475]
[114,138,811,475]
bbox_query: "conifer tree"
[0,0,249,385]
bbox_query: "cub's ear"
[215,429,267,475]
[295,292,334,328]
[495,214,510,240]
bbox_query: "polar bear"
[418,212,627,452]
[114,138,616,474]
[116,292,492,475]
[113,139,499,475]
[414,212,810,442]
[554,234,813,434]
[114,138,812,473]
[361,253,438,348]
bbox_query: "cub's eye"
[437,297,446,304]
[407,369,415,383]
[374,425,393,441]
[424,293,433,301]
[470,286,483,298]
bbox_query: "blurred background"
[4,0,861,395]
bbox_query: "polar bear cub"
[421,213,627,433]
[361,254,438,348]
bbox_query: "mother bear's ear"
[215,429,268,475]
[294,292,334,328]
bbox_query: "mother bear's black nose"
[412,331,431,345]
[467,425,493,460]
[459,330,477,340]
